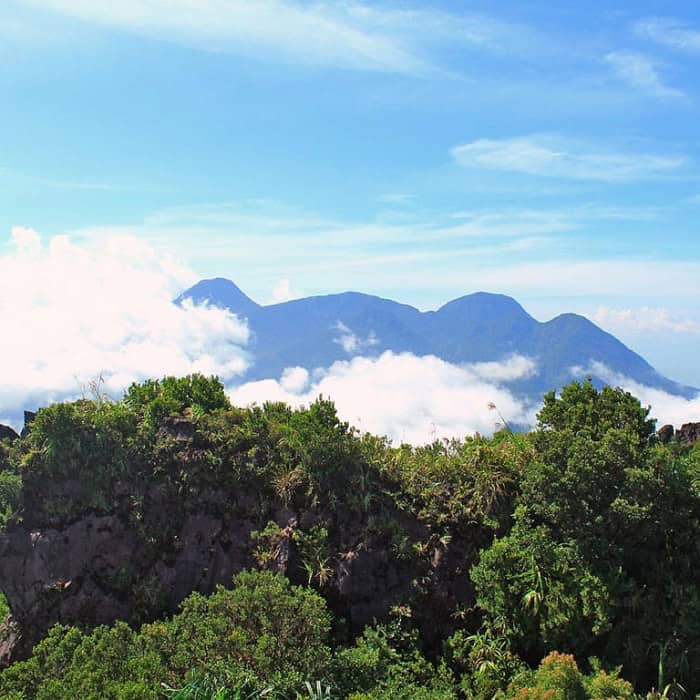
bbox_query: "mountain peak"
[176,278,260,319]
[437,292,534,324]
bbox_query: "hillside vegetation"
[0,375,699,699]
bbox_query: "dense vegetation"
[0,375,699,699]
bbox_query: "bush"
[142,570,332,690]
[0,622,163,700]
[124,374,230,433]
[507,652,635,700]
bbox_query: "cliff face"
[0,413,481,663]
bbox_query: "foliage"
[142,570,332,691]
[0,622,163,699]
[0,571,331,699]
[293,527,333,588]
[333,612,456,699]
[124,374,230,432]
[2,378,700,698]
[0,468,21,529]
[384,431,534,535]
[161,665,274,699]
[446,627,527,699]
[507,652,636,700]
[472,380,700,690]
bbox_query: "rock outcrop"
[656,422,700,447]
[0,425,19,443]
[0,415,476,664]
[677,422,700,447]
[657,424,675,444]
[20,412,36,440]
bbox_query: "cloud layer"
[231,351,538,444]
[0,228,249,425]
[574,361,700,428]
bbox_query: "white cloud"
[12,225,42,256]
[468,355,538,382]
[333,321,380,354]
[231,351,538,444]
[634,17,700,53]
[592,306,700,334]
[269,278,303,304]
[572,361,700,428]
[451,135,685,182]
[21,0,508,75]
[279,366,310,394]
[0,228,250,423]
[604,50,683,99]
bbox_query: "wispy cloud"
[604,50,683,99]
[64,200,687,308]
[20,0,512,75]
[634,17,700,53]
[333,321,379,354]
[70,202,573,274]
[451,135,686,182]
[591,306,700,334]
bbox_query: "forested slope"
[0,376,699,699]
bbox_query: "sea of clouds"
[1,229,698,442]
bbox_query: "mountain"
[178,278,697,401]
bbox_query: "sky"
[1,1,700,437]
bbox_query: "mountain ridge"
[178,278,697,401]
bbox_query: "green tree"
[472,381,700,692]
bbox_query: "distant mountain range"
[177,278,697,402]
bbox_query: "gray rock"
[0,616,20,668]
[20,411,36,439]
[0,424,19,443]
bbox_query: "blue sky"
[2,0,700,385]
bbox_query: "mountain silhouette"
[178,278,697,401]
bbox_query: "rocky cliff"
[0,410,484,664]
